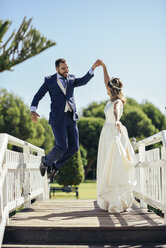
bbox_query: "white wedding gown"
[97,99,136,213]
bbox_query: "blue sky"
[1,0,166,119]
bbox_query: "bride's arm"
[99,60,111,89]
[114,100,121,121]
[114,100,122,133]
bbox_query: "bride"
[97,60,136,213]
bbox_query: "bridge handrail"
[0,133,49,245]
[133,130,166,224]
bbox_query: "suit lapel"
[55,73,72,98]
[55,73,66,95]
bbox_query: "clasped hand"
[92,59,104,70]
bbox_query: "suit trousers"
[43,111,79,170]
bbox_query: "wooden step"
[3,225,166,245]
[2,244,166,248]
[3,199,166,245]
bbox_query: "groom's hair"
[55,58,66,68]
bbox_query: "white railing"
[133,130,166,224]
[0,133,49,246]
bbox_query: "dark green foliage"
[56,149,85,186]
[0,88,54,152]
[77,116,104,176]
[0,88,35,140]
[125,97,139,107]
[82,101,107,118]
[0,17,56,72]
[38,118,55,154]
[79,144,87,167]
[141,102,166,131]
[121,105,157,140]
[78,117,104,160]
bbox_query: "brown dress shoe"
[49,165,58,183]
[39,156,47,176]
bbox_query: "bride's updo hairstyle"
[108,77,126,104]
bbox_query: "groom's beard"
[57,70,68,79]
[61,73,68,78]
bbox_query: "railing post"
[138,144,145,163]
[23,143,31,208]
[161,131,166,224]
[138,144,147,208]
[161,131,166,150]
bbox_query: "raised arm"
[73,60,101,87]
[99,60,111,89]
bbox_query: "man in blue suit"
[31,58,100,181]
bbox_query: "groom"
[31,58,100,181]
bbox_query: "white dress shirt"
[56,73,72,112]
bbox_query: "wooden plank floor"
[9,199,164,227]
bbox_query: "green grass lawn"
[50,180,97,199]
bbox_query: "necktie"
[60,77,67,89]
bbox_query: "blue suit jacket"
[31,71,94,126]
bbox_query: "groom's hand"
[92,59,101,70]
[98,59,105,67]
[31,111,40,122]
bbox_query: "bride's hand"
[98,59,105,67]
[115,121,121,133]
[92,59,101,70]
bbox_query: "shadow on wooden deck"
[3,199,166,246]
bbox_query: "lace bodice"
[104,99,123,123]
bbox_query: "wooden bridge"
[0,132,166,247]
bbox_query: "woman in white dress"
[97,61,136,213]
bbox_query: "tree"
[78,117,104,176]
[79,144,87,168]
[82,101,106,119]
[121,105,157,140]
[141,102,166,131]
[121,98,166,140]
[0,88,35,140]
[39,118,55,154]
[0,17,56,72]
[0,88,54,153]
[56,149,84,187]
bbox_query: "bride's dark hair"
[108,78,126,104]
